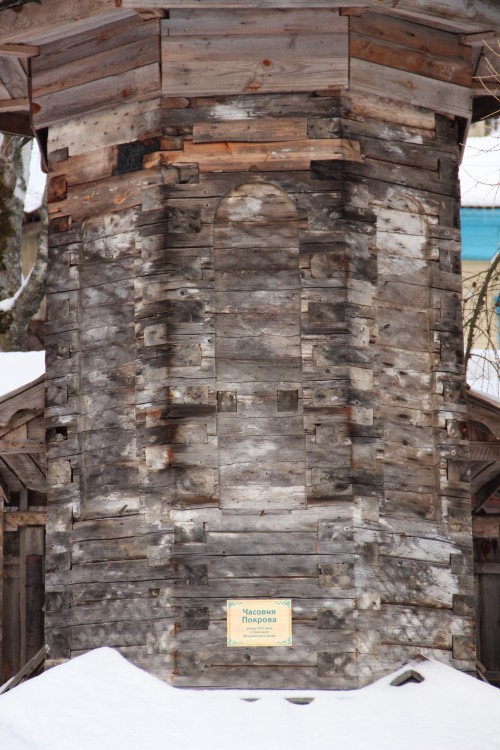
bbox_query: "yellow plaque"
[227,599,292,647]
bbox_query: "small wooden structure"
[468,389,500,686]
[0,375,46,683]
[0,0,500,688]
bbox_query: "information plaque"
[226,599,292,647]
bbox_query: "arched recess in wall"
[213,182,305,510]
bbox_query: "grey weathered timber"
[1,0,488,687]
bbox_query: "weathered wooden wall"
[41,8,477,687]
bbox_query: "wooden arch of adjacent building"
[0,375,46,684]
[468,389,500,686]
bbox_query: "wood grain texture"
[350,59,472,119]
[0,1,133,44]
[162,17,347,96]
[41,7,477,688]
[144,138,361,172]
[166,9,346,36]
[34,62,160,128]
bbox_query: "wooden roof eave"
[467,390,500,440]
[467,390,500,523]
[121,0,500,35]
[0,0,498,43]
[0,374,44,430]
[0,0,134,46]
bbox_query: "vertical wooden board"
[2,562,20,681]
[479,574,500,672]
[25,552,44,661]
[0,496,2,679]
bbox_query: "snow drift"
[0,647,499,750]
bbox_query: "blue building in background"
[460,132,500,356]
[461,208,500,261]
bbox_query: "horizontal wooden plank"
[193,118,307,144]
[48,168,163,220]
[32,16,156,73]
[125,0,500,33]
[0,1,132,44]
[144,138,361,172]
[48,98,160,157]
[351,11,472,61]
[0,438,44,453]
[0,43,39,57]
[343,90,435,130]
[162,30,347,62]
[0,97,29,112]
[127,0,364,8]
[4,511,47,531]
[32,36,159,98]
[34,63,160,128]
[351,33,472,87]
[162,31,347,96]
[163,60,347,98]
[350,59,472,119]
[165,9,346,36]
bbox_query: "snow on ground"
[0,648,499,750]
[0,351,44,398]
[460,134,500,207]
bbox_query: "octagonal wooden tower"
[1,0,498,688]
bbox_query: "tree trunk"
[0,135,47,351]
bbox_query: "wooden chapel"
[0,0,499,689]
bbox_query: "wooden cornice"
[123,0,500,34]
[0,0,133,44]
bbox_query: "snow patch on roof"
[0,351,45,398]
[467,349,500,401]
[0,648,499,750]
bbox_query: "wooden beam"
[461,31,500,47]
[473,515,500,538]
[0,439,44,454]
[0,98,29,112]
[0,58,27,100]
[474,473,500,513]
[0,1,131,45]
[3,512,47,532]
[123,0,500,31]
[143,138,362,172]
[0,111,32,135]
[0,493,3,678]
[0,644,46,695]
[470,441,500,460]
[0,43,39,57]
